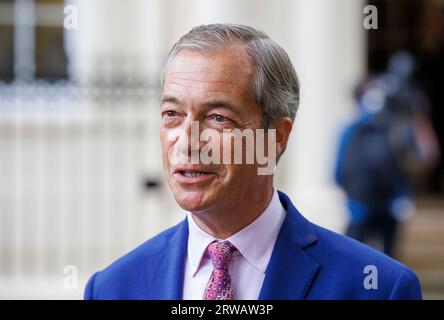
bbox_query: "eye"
[162,110,179,118]
[208,114,231,123]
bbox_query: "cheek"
[160,128,175,149]
[159,129,166,147]
[160,132,173,164]
[223,162,252,181]
[220,135,230,162]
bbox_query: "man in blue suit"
[84,24,422,300]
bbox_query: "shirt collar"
[186,188,286,276]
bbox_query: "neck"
[191,185,274,239]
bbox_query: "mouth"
[179,171,209,178]
[173,168,217,184]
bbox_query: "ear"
[273,117,293,158]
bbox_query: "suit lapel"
[150,191,320,300]
[151,218,189,299]
[259,191,320,300]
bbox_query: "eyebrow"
[161,95,182,106]
[202,99,241,115]
[161,95,242,116]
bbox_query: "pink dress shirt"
[182,188,286,300]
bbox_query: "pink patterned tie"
[203,240,237,300]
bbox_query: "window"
[0,0,68,82]
[0,0,14,81]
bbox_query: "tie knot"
[206,240,237,270]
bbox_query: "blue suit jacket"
[84,191,422,300]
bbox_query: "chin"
[173,190,215,212]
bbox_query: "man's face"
[160,44,269,213]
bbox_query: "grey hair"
[161,23,300,129]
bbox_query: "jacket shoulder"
[84,220,185,299]
[305,223,422,299]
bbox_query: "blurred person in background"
[335,51,440,258]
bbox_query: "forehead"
[163,45,255,101]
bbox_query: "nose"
[169,117,206,164]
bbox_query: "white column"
[68,0,168,81]
[276,0,366,232]
[167,0,253,47]
[64,0,171,269]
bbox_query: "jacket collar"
[153,219,189,299]
[258,191,320,299]
[155,190,320,300]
